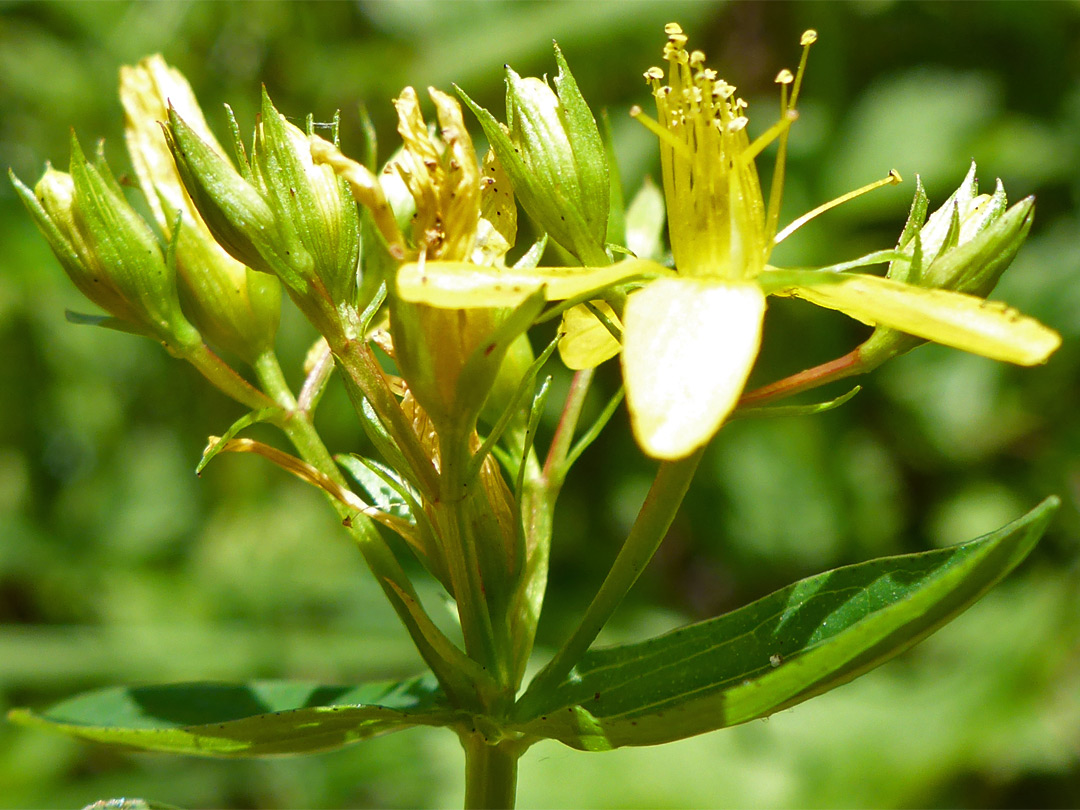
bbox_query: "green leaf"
[510,498,1057,751]
[336,453,416,524]
[10,674,458,757]
[732,386,861,421]
[195,407,279,474]
[83,799,182,810]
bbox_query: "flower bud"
[164,107,285,278]
[459,44,610,266]
[11,136,199,349]
[251,89,361,307]
[120,55,280,364]
[861,164,1036,367]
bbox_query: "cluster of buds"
[164,88,361,323]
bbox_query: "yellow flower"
[393,24,1061,461]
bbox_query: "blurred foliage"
[0,1,1077,808]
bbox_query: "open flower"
[393,23,1060,461]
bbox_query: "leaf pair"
[11,499,1056,755]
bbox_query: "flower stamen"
[774,169,903,245]
[742,109,798,165]
[766,30,817,242]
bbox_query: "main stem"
[249,351,477,703]
[462,733,524,810]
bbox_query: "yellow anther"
[665,22,684,35]
[689,50,706,68]
[775,69,794,85]
[645,66,664,81]
[801,29,818,46]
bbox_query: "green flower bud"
[251,90,361,307]
[11,136,198,349]
[458,44,610,266]
[164,107,286,279]
[121,55,280,364]
[861,164,1036,367]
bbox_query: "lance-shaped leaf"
[205,437,420,547]
[9,675,458,756]
[510,497,1057,750]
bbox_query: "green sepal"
[9,675,458,757]
[599,109,625,250]
[65,135,198,348]
[64,310,152,337]
[923,194,1032,295]
[510,497,1058,750]
[164,108,287,281]
[457,54,609,267]
[454,286,547,429]
[552,42,610,249]
[470,331,560,482]
[223,103,254,183]
[889,176,928,285]
[253,88,360,307]
[12,165,154,336]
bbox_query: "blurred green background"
[1,1,1078,807]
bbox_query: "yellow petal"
[781,274,1060,366]
[397,258,669,308]
[622,279,766,460]
[558,301,623,370]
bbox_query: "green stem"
[181,342,276,412]
[250,351,476,704]
[461,732,523,810]
[438,427,502,689]
[542,368,594,489]
[503,368,595,689]
[330,334,441,498]
[515,448,704,717]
